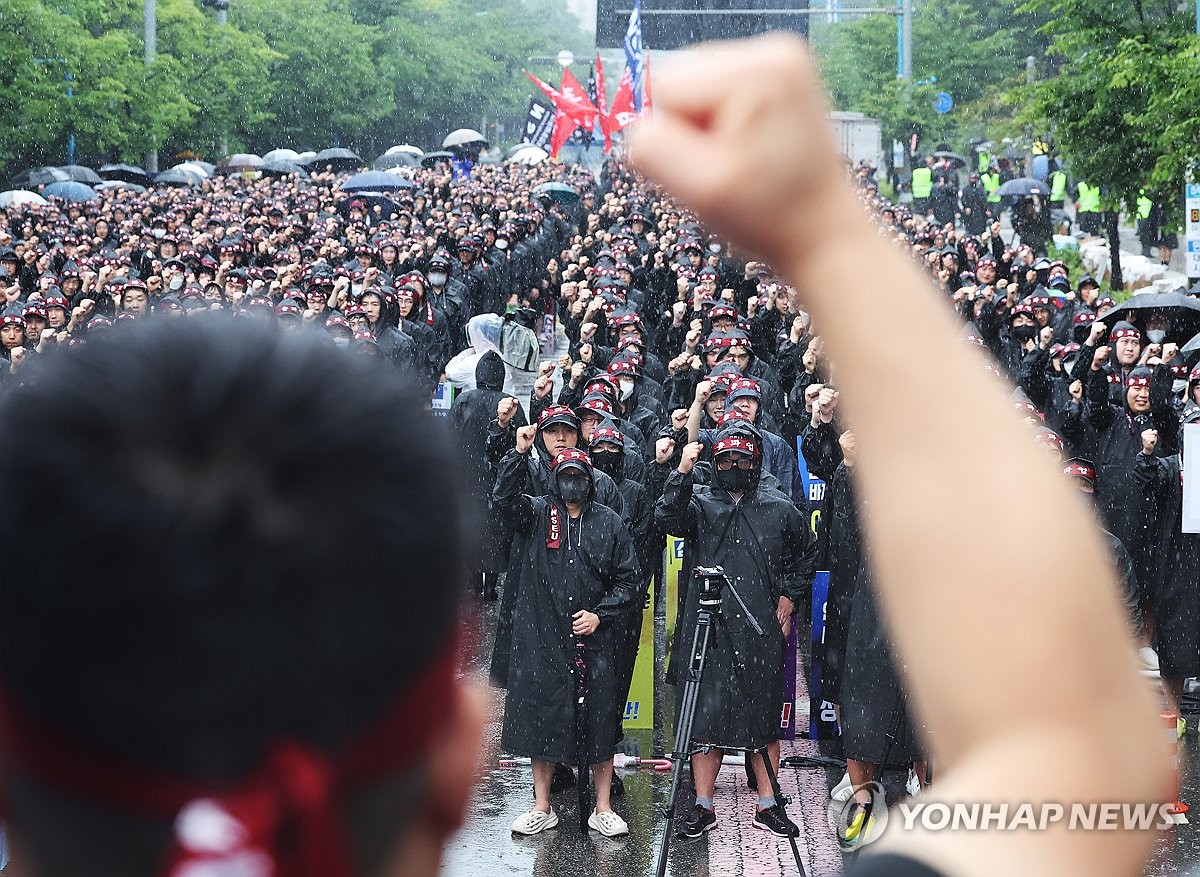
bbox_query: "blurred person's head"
[0,320,483,877]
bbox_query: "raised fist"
[678,441,703,475]
[516,424,538,454]
[655,437,677,465]
[497,396,520,428]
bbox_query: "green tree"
[232,0,393,149]
[157,0,282,160]
[1020,0,1196,287]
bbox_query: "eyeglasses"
[715,456,753,471]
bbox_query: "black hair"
[0,319,464,781]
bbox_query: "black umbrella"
[98,163,151,184]
[259,159,309,179]
[996,177,1048,197]
[931,151,967,168]
[1181,330,1200,358]
[372,152,419,171]
[305,148,363,172]
[96,180,147,193]
[58,165,102,184]
[1098,290,1200,342]
[573,641,591,834]
[15,166,70,188]
[153,167,203,188]
[420,151,456,168]
[533,181,580,206]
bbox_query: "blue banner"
[808,569,839,739]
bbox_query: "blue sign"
[1187,183,1200,199]
[934,92,953,114]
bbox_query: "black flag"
[520,96,555,149]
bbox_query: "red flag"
[548,105,578,159]
[641,54,653,115]
[608,65,639,133]
[594,52,613,152]
[525,71,597,131]
[558,67,599,130]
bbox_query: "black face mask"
[557,473,591,504]
[590,449,624,479]
[714,465,755,494]
[1012,323,1037,343]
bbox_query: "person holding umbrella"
[494,437,640,837]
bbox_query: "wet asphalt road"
[442,594,1200,877]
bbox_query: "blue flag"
[623,0,644,112]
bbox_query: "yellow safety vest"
[977,151,992,173]
[1050,171,1067,202]
[1077,181,1101,213]
[911,167,933,199]
[982,172,1001,203]
[1136,191,1152,220]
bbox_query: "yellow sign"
[623,537,684,730]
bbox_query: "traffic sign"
[934,92,953,114]
[1187,182,1200,279]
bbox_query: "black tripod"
[655,567,808,877]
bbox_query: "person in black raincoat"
[1135,430,1199,718]
[1065,349,1179,588]
[449,351,526,600]
[656,430,817,839]
[495,440,640,837]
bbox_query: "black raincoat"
[656,469,817,749]
[493,451,640,764]
[1136,453,1200,677]
[449,352,526,575]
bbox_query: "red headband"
[0,629,462,877]
[713,435,759,458]
[1064,462,1095,481]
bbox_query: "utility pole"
[1024,55,1035,177]
[900,0,912,80]
[144,0,158,173]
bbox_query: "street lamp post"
[144,0,158,173]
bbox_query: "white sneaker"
[830,772,853,802]
[1141,647,1160,674]
[906,768,921,797]
[588,809,629,837]
[511,808,559,835]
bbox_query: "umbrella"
[931,151,967,168]
[305,148,362,172]
[262,148,301,162]
[217,153,264,173]
[442,128,487,150]
[996,177,1048,197]
[98,163,150,184]
[420,151,456,168]
[95,180,147,193]
[372,152,419,171]
[154,167,203,188]
[1182,330,1200,357]
[259,159,309,179]
[14,166,70,188]
[43,181,99,202]
[1098,290,1200,342]
[174,162,211,179]
[507,145,549,166]
[533,181,580,205]
[573,641,591,835]
[58,165,102,184]
[0,190,48,208]
[336,192,404,217]
[385,144,423,156]
[341,171,415,193]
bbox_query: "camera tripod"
[655,566,807,877]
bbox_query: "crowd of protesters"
[2,143,1196,845]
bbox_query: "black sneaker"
[753,804,800,837]
[610,772,625,797]
[676,803,717,839]
[549,762,577,794]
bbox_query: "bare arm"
[631,34,1169,877]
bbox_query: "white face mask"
[168,275,184,290]
[496,238,509,250]
[619,378,635,401]
[351,282,364,297]
[428,271,448,286]
[1147,329,1166,344]
[333,337,350,348]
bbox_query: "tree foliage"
[810,0,1050,150]
[1022,0,1198,218]
[0,0,588,174]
